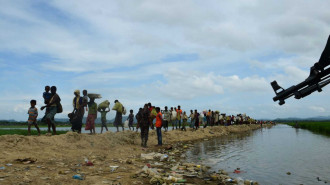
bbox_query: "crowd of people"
[27,86,271,147]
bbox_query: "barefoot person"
[27,100,41,136]
[70,90,85,133]
[155,107,163,146]
[112,100,124,132]
[135,108,143,132]
[140,104,151,147]
[41,86,61,135]
[85,97,97,134]
[127,109,135,131]
[99,107,110,133]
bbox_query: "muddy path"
[0,124,270,185]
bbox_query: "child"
[181,111,188,131]
[43,86,52,104]
[155,107,162,146]
[85,97,97,134]
[28,100,41,136]
[99,107,110,133]
[41,86,52,123]
[127,109,134,131]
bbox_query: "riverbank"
[0,124,132,128]
[285,121,330,136]
[0,124,271,184]
[0,129,68,136]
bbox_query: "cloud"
[157,68,269,99]
[1,0,330,120]
[309,106,326,113]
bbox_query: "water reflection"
[186,125,330,185]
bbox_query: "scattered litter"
[286,172,291,175]
[110,166,119,172]
[234,169,241,174]
[0,167,5,170]
[126,159,133,164]
[85,161,94,166]
[84,158,93,166]
[165,145,173,150]
[73,174,84,180]
[226,178,234,182]
[15,158,37,164]
[160,154,168,161]
[141,152,163,160]
[5,164,12,167]
[40,177,51,180]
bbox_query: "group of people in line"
[27,86,270,147]
[69,89,128,134]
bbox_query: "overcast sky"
[1,0,330,121]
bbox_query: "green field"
[286,121,330,136]
[0,129,68,136]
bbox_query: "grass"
[286,121,330,136]
[0,129,69,136]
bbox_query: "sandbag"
[151,108,157,117]
[88,93,102,99]
[124,120,129,128]
[171,111,177,121]
[98,100,110,110]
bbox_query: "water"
[186,125,330,185]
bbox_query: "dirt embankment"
[0,124,270,185]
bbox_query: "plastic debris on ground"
[72,174,84,180]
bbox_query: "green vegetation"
[286,121,330,136]
[0,129,68,136]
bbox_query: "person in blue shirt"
[43,86,52,104]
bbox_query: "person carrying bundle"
[69,90,85,133]
[112,100,125,132]
[172,107,177,130]
[85,97,97,134]
[98,100,110,133]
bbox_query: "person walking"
[140,104,151,147]
[70,90,85,133]
[112,100,124,132]
[85,97,97,134]
[41,86,61,135]
[155,107,163,146]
